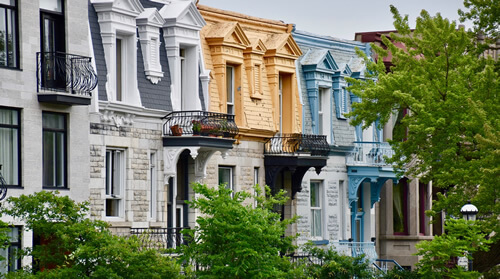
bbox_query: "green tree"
[0,191,182,278]
[177,183,300,278]
[415,218,491,279]
[459,0,500,38]
[347,4,499,262]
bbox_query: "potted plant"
[170,124,183,136]
[192,120,201,135]
[220,120,231,138]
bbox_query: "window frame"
[105,148,125,218]
[310,181,323,239]
[218,166,234,193]
[226,65,235,115]
[0,106,21,187]
[0,226,22,274]
[419,182,427,235]
[42,111,67,189]
[0,0,20,69]
[393,178,409,235]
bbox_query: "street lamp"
[459,201,478,271]
[460,201,479,221]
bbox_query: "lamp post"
[459,201,478,271]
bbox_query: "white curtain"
[0,109,18,185]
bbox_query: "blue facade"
[293,29,398,244]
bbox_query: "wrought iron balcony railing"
[330,241,378,264]
[36,52,98,95]
[346,142,395,166]
[264,133,329,156]
[163,111,238,138]
[130,227,190,250]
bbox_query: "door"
[40,11,65,90]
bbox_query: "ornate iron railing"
[346,142,395,166]
[36,52,98,96]
[130,227,190,250]
[163,111,238,138]
[264,134,329,156]
[330,241,378,264]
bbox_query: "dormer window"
[335,88,349,119]
[137,7,164,84]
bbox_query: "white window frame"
[310,181,323,239]
[226,65,235,115]
[218,166,234,193]
[105,148,125,218]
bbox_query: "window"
[149,152,156,220]
[40,0,66,90]
[105,149,124,217]
[419,182,427,235]
[0,226,21,274]
[318,90,324,135]
[116,38,122,101]
[42,112,66,188]
[310,181,322,238]
[218,166,233,192]
[0,107,20,187]
[226,66,234,115]
[393,178,409,235]
[0,0,19,68]
[253,167,259,207]
[254,64,261,94]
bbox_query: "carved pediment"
[92,0,144,17]
[245,38,267,55]
[264,33,302,58]
[160,0,206,29]
[137,8,165,27]
[301,49,338,72]
[205,22,250,48]
[337,63,352,76]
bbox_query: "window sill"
[0,66,22,71]
[312,239,329,245]
[42,186,69,190]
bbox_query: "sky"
[199,0,471,40]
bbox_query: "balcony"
[130,227,189,250]
[264,134,329,197]
[330,241,378,264]
[264,133,330,156]
[346,141,394,166]
[36,52,97,105]
[162,111,238,149]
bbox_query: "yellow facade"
[198,5,303,141]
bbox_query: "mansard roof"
[91,0,144,16]
[137,8,165,27]
[300,49,338,72]
[348,57,366,78]
[264,33,302,58]
[205,22,251,48]
[160,0,206,30]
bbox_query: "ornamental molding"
[100,109,135,127]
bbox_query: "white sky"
[199,0,471,40]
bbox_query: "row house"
[0,0,97,272]
[197,4,329,239]
[292,29,395,264]
[355,30,433,269]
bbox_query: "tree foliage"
[347,4,499,245]
[177,183,299,278]
[0,191,182,278]
[459,0,500,38]
[415,218,492,278]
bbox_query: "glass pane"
[56,132,64,187]
[0,107,17,125]
[105,151,111,195]
[318,113,323,135]
[40,0,62,12]
[226,66,233,103]
[7,8,16,67]
[393,182,405,233]
[0,8,6,66]
[218,167,231,188]
[42,113,64,129]
[43,131,55,187]
[112,151,121,196]
[312,209,322,237]
[106,199,119,217]
[310,182,319,207]
[0,127,18,185]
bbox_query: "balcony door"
[40,0,65,90]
